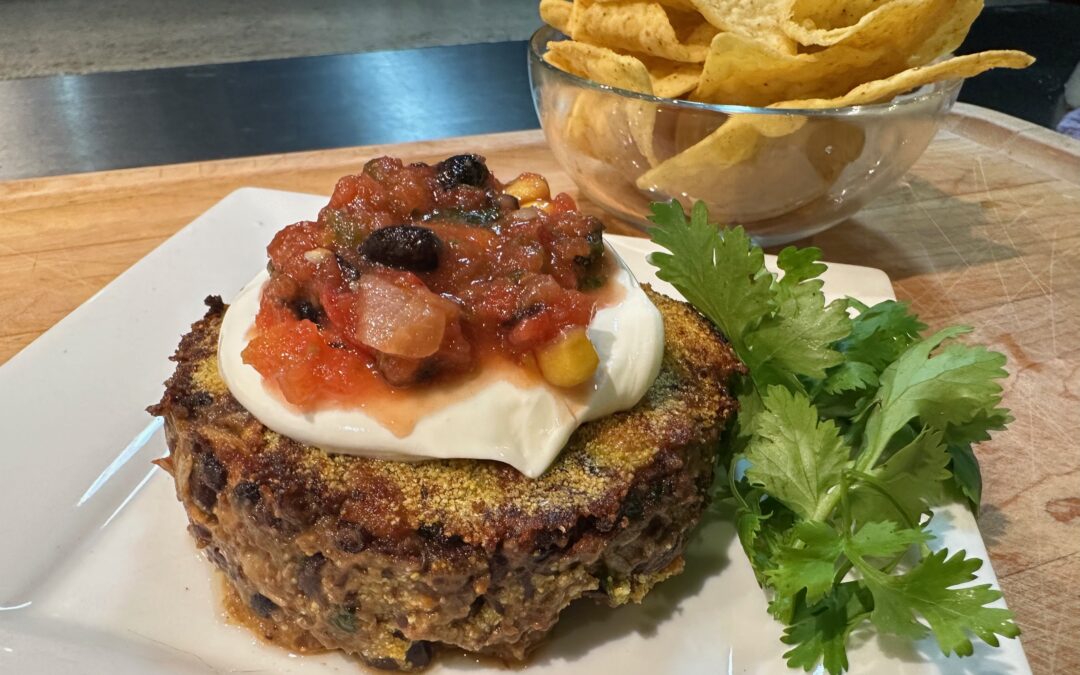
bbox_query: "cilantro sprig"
[647,201,1017,673]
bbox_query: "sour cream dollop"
[218,246,664,478]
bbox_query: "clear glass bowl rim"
[529,25,963,117]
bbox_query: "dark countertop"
[1,2,1077,181]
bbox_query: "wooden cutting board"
[1,102,1077,674]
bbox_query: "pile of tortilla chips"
[536,0,1033,230]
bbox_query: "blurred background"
[0,0,541,79]
[0,0,1077,178]
[0,0,1064,79]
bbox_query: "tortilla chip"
[563,92,609,158]
[783,0,901,45]
[640,49,1033,195]
[544,41,662,166]
[540,0,574,33]
[642,57,704,97]
[571,1,714,63]
[544,40,654,93]
[690,0,796,54]
[789,49,1035,108]
[803,119,866,184]
[635,112,872,223]
[585,0,697,9]
[656,0,698,10]
[562,89,662,172]
[904,0,984,67]
[638,113,804,188]
[691,0,978,106]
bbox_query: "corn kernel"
[535,327,599,388]
[522,199,553,213]
[505,173,551,205]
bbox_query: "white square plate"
[0,188,1029,674]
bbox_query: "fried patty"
[150,287,743,670]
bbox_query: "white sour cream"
[218,246,664,478]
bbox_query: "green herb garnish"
[647,201,1017,674]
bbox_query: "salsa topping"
[242,155,611,407]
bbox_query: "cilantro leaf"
[769,520,930,609]
[860,327,1008,471]
[736,488,800,594]
[744,274,851,388]
[767,521,843,603]
[849,428,953,528]
[819,300,926,398]
[947,444,983,513]
[745,386,851,521]
[822,360,879,395]
[647,201,773,356]
[776,245,828,287]
[839,300,926,370]
[852,548,1020,655]
[782,582,872,674]
[648,201,850,392]
[845,521,931,559]
[943,407,1013,447]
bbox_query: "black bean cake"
[150,287,742,670]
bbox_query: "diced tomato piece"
[329,175,361,209]
[243,318,370,407]
[551,192,577,213]
[267,220,332,285]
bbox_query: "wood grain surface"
[1,103,1077,674]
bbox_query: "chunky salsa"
[242,154,610,408]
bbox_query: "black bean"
[468,597,485,616]
[636,545,679,575]
[444,533,465,548]
[279,489,318,528]
[203,295,225,315]
[189,523,212,545]
[191,449,226,512]
[435,154,489,189]
[292,299,322,324]
[208,547,228,570]
[253,499,294,535]
[367,657,401,671]
[336,254,360,282]
[489,552,509,582]
[416,522,443,540]
[232,481,261,505]
[507,302,545,327]
[250,593,278,618]
[181,391,213,409]
[405,641,434,668]
[620,490,646,521]
[330,610,358,634]
[461,205,500,225]
[344,591,360,614]
[532,531,563,562]
[336,525,371,554]
[495,193,520,212]
[298,553,326,599]
[359,225,441,273]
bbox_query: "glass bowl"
[528,26,962,246]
